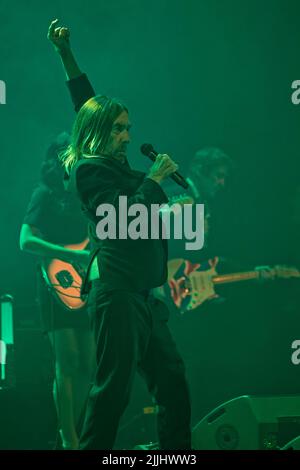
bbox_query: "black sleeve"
[23,185,51,232]
[66,73,96,112]
[75,161,168,210]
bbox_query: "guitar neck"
[212,266,300,286]
[212,270,262,285]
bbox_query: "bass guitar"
[40,239,89,311]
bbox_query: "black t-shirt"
[24,183,87,245]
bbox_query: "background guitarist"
[162,147,280,310]
[19,133,95,450]
[156,146,233,306]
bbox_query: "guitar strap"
[80,248,100,296]
[186,177,200,200]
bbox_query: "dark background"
[0,0,300,449]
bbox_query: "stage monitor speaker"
[281,435,300,450]
[192,395,300,450]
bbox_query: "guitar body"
[167,257,219,314]
[41,239,89,311]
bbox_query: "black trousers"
[79,283,191,450]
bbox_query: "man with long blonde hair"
[48,20,191,450]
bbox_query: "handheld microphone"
[140,143,189,189]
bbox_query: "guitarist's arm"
[47,19,96,112]
[20,224,89,265]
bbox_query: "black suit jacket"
[67,74,168,292]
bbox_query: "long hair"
[61,95,128,173]
[40,131,70,193]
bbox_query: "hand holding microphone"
[147,153,179,185]
[141,144,189,189]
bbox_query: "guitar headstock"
[274,265,300,279]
